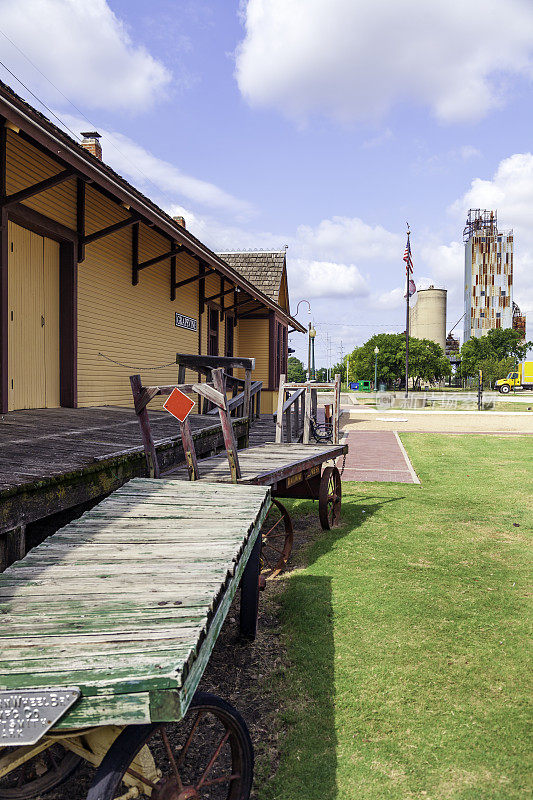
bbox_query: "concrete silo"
[409,286,447,352]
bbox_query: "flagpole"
[405,225,410,399]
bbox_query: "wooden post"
[0,123,7,413]
[303,385,311,444]
[0,206,7,414]
[311,387,318,419]
[130,374,160,478]
[212,368,241,481]
[333,373,341,444]
[275,374,286,443]
[239,532,261,641]
[0,526,26,572]
[243,368,251,421]
[285,398,292,443]
[179,418,200,480]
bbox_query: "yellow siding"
[6,130,76,229]
[238,319,269,384]
[77,195,201,407]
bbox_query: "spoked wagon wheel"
[86,692,253,800]
[319,466,342,530]
[0,744,81,799]
[260,499,294,581]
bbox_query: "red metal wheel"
[260,499,294,580]
[318,466,342,530]
[0,745,81,799]
[87,692,253,800]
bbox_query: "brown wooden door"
[7,222,60,410]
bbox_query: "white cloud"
[419,240,464,283]
[373,287,404,310]
[59,113,254,218]
[0,0,171,111]
[236,0,533,124]
[289,259,369,299]
[295,216,400,262]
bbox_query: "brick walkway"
[339,430,420,483]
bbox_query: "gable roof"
[0,80,305,333]
[217,251,289,311]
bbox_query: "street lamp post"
[309,324,316,380]
[374,346,379,392]
[295,300,312,379]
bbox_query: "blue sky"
[1,0,532,366]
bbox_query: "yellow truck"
[495,361,533,393]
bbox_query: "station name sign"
[175,313,197,332]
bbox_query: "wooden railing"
[176,353,261,423]
[130,368,242,482]
[210,379,262,420]
[274,374,342,444]
[272,386,306,443]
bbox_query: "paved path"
[339,430,419,484]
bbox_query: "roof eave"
[0,88,303,329]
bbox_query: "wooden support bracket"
[82,214,140,246]
[2,168,75,208]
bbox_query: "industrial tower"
[463,209,513,342]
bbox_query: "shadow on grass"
[275,573,337,799]
[268,493,404,800]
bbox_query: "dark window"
[496,312,501,318]
[207,306,219,356]
[225,316,234,358]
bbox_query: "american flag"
[403,236,413,274]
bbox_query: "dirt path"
[341,409,533,434]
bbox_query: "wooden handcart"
[0,378,272,800]
[130,369,348,580]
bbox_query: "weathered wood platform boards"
[0,479,270,732]
[0,407,247,537]
[170,442,345,486]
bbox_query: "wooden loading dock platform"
[0,407,248,570]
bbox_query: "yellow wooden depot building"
[0,81,304,416]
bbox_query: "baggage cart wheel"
[0,744,81,799]
[86,692,253,800]
[319,466,342,530]
[260,499,294,580]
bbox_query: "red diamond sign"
[163,388,195,422]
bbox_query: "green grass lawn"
[261,434,532,800]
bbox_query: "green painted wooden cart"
[0,368,272,800]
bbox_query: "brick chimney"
[173,215,186,229]
[80,131,102,160]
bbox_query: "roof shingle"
[217,251,286,302]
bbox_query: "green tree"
[460,328,531,386]
[486,328,531,361]
[346,333,450,388]
[287,356,306,382]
